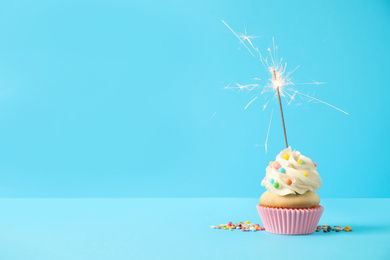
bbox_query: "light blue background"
[0,0,389,198]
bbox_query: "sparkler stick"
[273,70,288,148]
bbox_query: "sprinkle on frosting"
[274,162,281,169]
[261,147,322,196]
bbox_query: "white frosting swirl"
[261,147,322,195]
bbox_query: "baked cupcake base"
[257,204,324,235]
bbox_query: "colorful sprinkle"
[279,167,286,173]
[211,223,352,234]
[313,162,318,167]
[211,221,265,232]
[269,161,274,167]
[303,172,309,177]
[269,178,274,184]
[285,179,292,185]
[297,159,303,164]
[274,162,281,169]
[273,182,279,188]
[283,154,290,160]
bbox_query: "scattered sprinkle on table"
[210,221,265,231]
[210,222,353,233]
[316,225,353,232]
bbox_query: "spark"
[239,28,259,50]
[295,79,326,85]
[285,90,297,105]
[285,65,300,78]
[263,100,270,110]
[222,20,348,149]
[264,109,273,154]
[221,20,346,111]
[222,20,255,57]
[224,82,233,90]
[210,112,217,120]
[295,91,349,115]
[245,96,258,110]
[225,83,259,92]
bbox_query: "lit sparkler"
[222,20,348,151]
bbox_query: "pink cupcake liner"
[257,204,324,235]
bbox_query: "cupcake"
[256,147,324,235]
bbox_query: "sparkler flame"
[222,20,348,151]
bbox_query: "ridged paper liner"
[257,205,324,235]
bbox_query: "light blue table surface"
[0,198,388,260]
